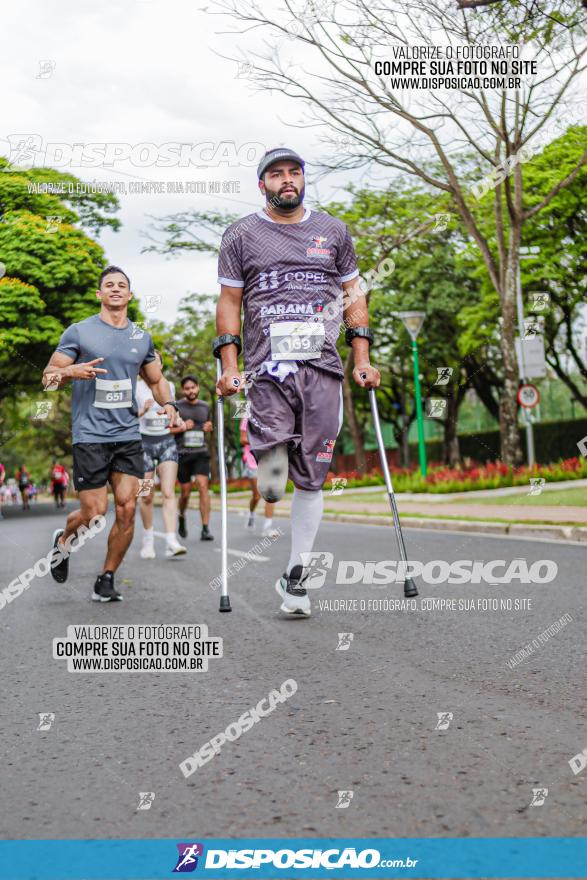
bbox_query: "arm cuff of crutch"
[213,334,242,359]
[345,326,374,347]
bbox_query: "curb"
[224,505,587,544]
[321,513,587,543]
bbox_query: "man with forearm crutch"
[214,147,414,618]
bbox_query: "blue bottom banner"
[1,837,586,879]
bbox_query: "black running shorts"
[177,451,211,484]
[72,440,145,491]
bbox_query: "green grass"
[327,486,587,508]
[327,491,388,504]
[458,487,587,507]
[323,509,580,527]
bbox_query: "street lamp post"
[398,311,427,477]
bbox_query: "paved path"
[1,506,585,841]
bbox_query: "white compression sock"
[286,488,324,575]
[143,527,154,539]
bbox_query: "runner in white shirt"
[136,350,186,559]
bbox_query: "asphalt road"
[1,502,585,842]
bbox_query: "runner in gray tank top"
[42,266,181,602]
[215,147,380,618]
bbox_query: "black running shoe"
[50,529,69,583]
[178,514,187,538]
[92,571,123,602]
[201,525,214,541]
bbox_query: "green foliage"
[157,292,218,394]
[319,182,485,452]
[456,126,587,409]
[0,162,123,397]
[0,160,128,473]
[321,454,587,493]
[0,391,73,481]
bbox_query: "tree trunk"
[442,395,461,467]
[464,356,500,422]
[499,243,524,466]
[401,414,411,468]
[343,350,367,474]
[399,368,410,468]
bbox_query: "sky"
[1,0,352,324]
[2,1,585,329]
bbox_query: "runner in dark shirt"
[170,375,214,541]
[215,147,380,618]
[16,465,31,510]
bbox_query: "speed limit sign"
[517,383,540,409]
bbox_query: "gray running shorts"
[141,434,178,473]
[246,364,343,491]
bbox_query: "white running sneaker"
[262,525,280,538]
[140,538,156,560]
[246,512,256,529]
[275,565,311,618]
[165,538,187,558]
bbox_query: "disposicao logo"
[173,843,204,872]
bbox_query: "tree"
[456,127,587,414]
[522,129,587,408]
[142,210,238,257]
[320,184,487,466]
[0,159,125,398]
[0,160,129,472]
[457,0,587,17]
[0,391,73,485]
[213,0,587,464]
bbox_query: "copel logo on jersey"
[173,843,204,872]
[259,270,279,290]
[307,234,331,257]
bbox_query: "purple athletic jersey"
[217,208,359,378]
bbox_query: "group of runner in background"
[0,391,271,545]
[0,463,45,509]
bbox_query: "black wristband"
[345,326,374,347]
[213,333,242,359]
[163,401,179,411]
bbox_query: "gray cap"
[257,147,305,180]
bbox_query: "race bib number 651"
[93,378,133,409]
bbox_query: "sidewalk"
[212,485,587,544]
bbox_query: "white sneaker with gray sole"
[275,565,311,618]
